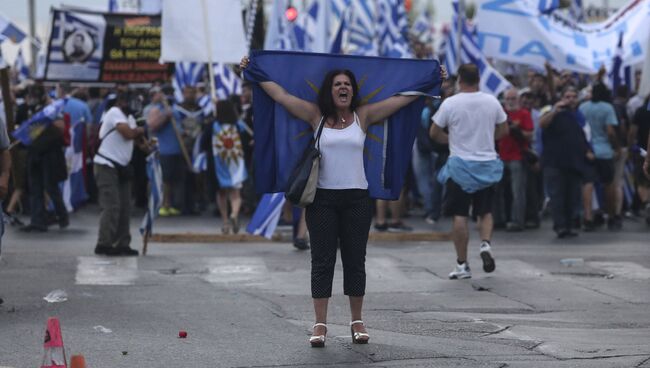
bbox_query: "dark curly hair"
[317,69,360,120]
[216,100,238,125]
[591,82,611,103]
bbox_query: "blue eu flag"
[244,50,441,199]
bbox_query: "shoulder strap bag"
[285,117,325,208]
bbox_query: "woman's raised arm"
[241,56,321,129]
[357,66,447,131]
[357,95,419,130]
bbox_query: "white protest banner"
[476,0,650,73]
[161,0,246,63]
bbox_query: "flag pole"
[200,0,218,106]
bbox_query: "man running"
[430,64,509,279]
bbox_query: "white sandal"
[310,323,327,347]
[350,320,369,344]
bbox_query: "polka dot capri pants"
[305,188,372,298]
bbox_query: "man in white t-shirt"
[430,64,509,280]
[93,92,145,256]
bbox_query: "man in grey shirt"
[0,104,13,257]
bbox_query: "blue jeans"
[495,160,527,226]
[412,146,443,220]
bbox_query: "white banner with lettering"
[476,0,650,73]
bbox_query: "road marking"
[202,257,267,284]
[588,262,650,280]
[75,257,138,285]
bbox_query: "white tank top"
[317,113,369,190]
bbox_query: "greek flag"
[264,0,296,51]
[61,116,88,212]
[293,0,331,53]
[213,63,242,100]
[12,99,67,145]
[198,94,212,117]
[537,0,561,14]
[0,13,26,43]
[443,3,511,96]
[609,32,632,93]
[411,10,433,43]
[569,0,585,22]
[347,0,378,56]
[376,0,411,58]
[140,150,163,236]
[246,193,286,239]
[330,11,346,54]
[172,62,206,103]
[14,49,30,82]
[192,151,207,173]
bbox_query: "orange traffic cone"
[41,317,67,368]
[70,355,86,368]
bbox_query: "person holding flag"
[201,100,247,234]
[15,85,69,232]
[241,54,445,347]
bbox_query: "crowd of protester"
[411,59,650,238]
[1,54,649,254]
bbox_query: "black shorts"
[583,158,614,184]
[159,154,185,183]
[443,179,495,217]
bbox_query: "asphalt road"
[1,207,649,367]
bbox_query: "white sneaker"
[480,241,495,273]
[449,263,471,279]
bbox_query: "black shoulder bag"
[285,118,325,208]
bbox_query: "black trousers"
[305,189,372,298]
[544,167,581,232]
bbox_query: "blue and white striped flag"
[192,151,207,173]
[140,150,163,235]
[569,0,585,22]
[0,13,26,44]
[347,0,378,56]
[197,94,212,117]
[61,115,88,212]
[377,0,411,58]
[537,0,561,14]
[13,49,30,82]
[443,3,511,96]
[609,32,632,93]
[264,0,296,51]
[411,10,433,43]
[246,193,286,239]
[293,0,331,53]
[213,62,242,100]
[172,62,206,103]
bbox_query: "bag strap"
[97,126,117,151]
[315,116,325,151]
